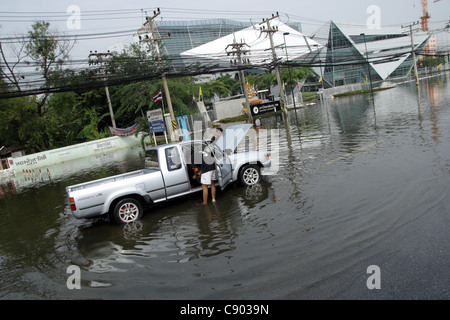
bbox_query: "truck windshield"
[145,149,159,168]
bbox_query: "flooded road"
[1,74,450,300]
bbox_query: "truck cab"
[146,139,233,201]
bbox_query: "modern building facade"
[152,19,302,71]
[155,20,301,54]
[305,21,431,88]
[180,19,320,70]
[110,19,432,90]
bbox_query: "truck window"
[165,147,182,171]
[145,149,159,168]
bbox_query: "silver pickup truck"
[66,124,271,224]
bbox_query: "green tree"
[419,55,446,70]
[74,90,111,141]
[246,67,314,92]
[0,95,48,153]
[0,21,75,152]
[45,91,81,148]
[24,21,74,117]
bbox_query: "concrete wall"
[213,98,246,120]
[320,83,366,99]
[7,133,151,172]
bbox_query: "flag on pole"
[153,90,163,103]
[192,94,196,104]
[319,76,323,83]
[199,87,202,101]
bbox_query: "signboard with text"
[147,109,163,122]
[149,121,166,133]
[147,109,166,133]
[250,100,281,116]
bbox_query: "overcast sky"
[1,0,449,60]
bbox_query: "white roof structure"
[180,19,322,68]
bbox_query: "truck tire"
[112,198,143,224]
[239,164,261,186]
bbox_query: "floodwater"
[1,74,450,300]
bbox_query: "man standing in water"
[193,146,217,205]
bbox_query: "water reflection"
[73,181,275,273]
[1,74,449,299]
[0,146,144,196]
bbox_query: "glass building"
[113,19,431,89]
[153,19,303,71]
[307,21,431,88]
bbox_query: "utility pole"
[89,50,116,128]
[260,13,287,115]
[139,8,177,139]
[283,32,299,124]
[360,33,374,102]
[402,21,421,88]
[226,40,253,123]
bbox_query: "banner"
[109,123,141,136]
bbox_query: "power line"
[1,7,448,99]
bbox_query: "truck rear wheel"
[112,198,143,224]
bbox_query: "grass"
[332,85,395,98]
[302,91,317,102]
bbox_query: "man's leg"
[211,170,217,202]
[202,184,208,205]
[200,171,213,204]
[211,182,216,202]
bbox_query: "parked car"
[66,124,271,224]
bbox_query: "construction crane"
[421,0,442,31]
[420,0,442,55]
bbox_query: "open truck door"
[209,124,254,190]
[213,144,233,189]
